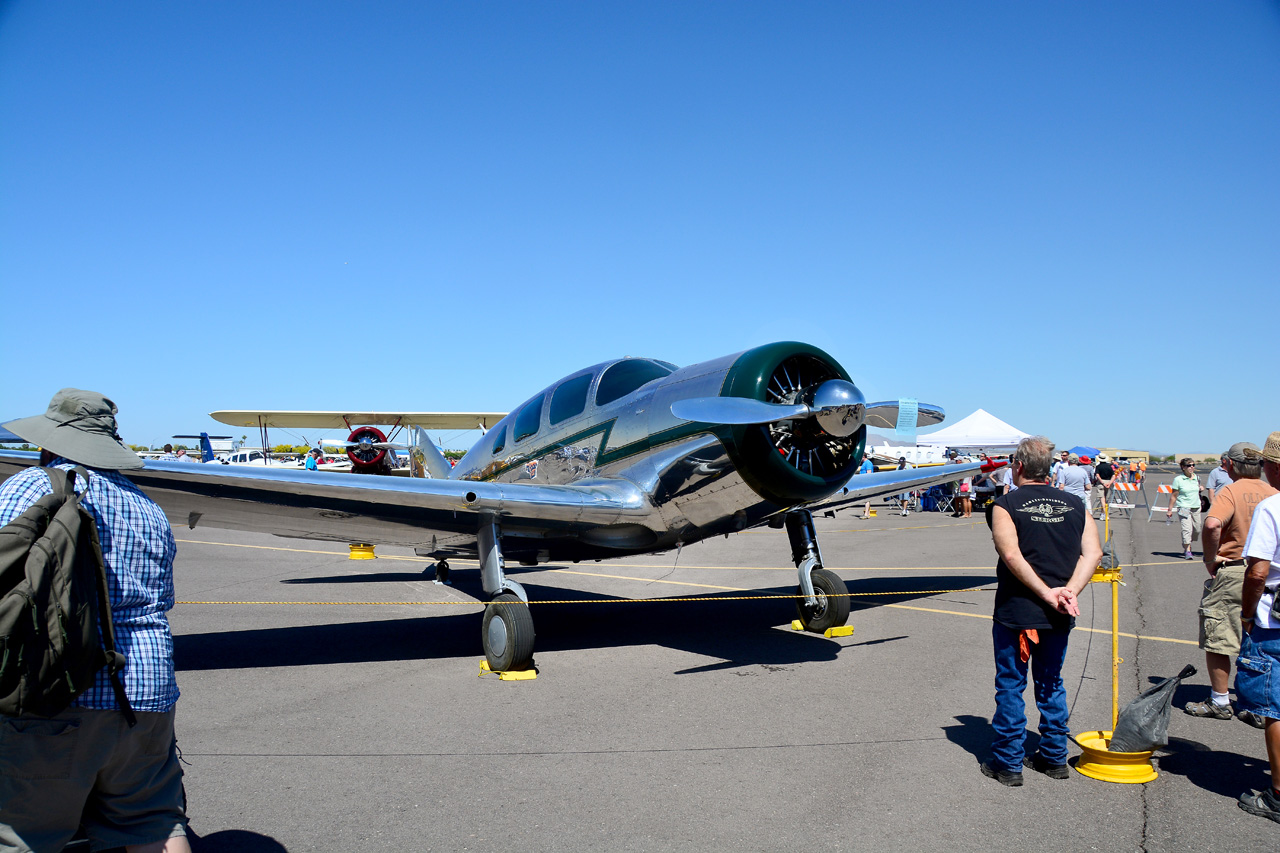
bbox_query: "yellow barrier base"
[1072,730,1157,784]
[478,660,537,681]
[348,543,376,560]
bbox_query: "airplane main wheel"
[795,568,851,634]
[482,593,536,671]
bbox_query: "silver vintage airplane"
[0,342,1001,671]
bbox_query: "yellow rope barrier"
[176,586,997,607]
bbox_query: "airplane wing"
[810,459,1006,514]
[210,411,507,430]
[0,449,644,553]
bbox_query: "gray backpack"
[0,467,134,724]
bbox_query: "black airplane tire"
[482,593,536,671]
[795,568,850,634]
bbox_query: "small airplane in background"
[172,433,233,463]
[207,411,505,475]
[0,342,1001,672]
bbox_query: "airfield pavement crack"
[1122,518,1153,852]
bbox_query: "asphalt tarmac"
[168,489,1278,851]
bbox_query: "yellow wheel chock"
[790,620,854,638]
[478,660,537,681]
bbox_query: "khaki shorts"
[1177,507,1202,547]
[0,708,187,853]
[1198,565,1245,656]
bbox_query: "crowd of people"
[1165,439,1280,823]
[977,433,1280,827]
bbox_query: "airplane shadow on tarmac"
[174,572,990,674]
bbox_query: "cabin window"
[514,395,545,443]
[595,359,675,406]
[549,374,593,425]
[491,424,508,456]
[249,451,264,462]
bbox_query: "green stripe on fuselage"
[480,419,617,481]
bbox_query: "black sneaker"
[980,761,1024,787]
[1024,754,1070,779]
[1239,787,1280,824]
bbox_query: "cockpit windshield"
[595,359,676,407]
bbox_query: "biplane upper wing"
[209,411,507,430]
[0,449,645,550]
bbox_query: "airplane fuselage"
[443,341,866,564]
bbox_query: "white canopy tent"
[915,408,1030,452]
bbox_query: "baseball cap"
[1227,441,1264,464]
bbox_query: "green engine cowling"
[717,342,867,506]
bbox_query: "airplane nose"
[807,379,865,438]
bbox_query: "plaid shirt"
[0,459,179,712]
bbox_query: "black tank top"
[988,483,1086,630]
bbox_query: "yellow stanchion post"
[1073,500,1158,784]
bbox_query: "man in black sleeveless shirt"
[980,436,1102,786]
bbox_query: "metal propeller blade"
[670,379,866,437]
[671,397,809,425]
[321,439,410,451]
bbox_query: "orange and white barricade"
[1108,482,1141,520]
[1147,484,1175,522]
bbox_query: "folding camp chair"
[933,488,954,515]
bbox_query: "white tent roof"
[915,408,1030,449]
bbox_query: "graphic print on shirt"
[1017,498,1074,523]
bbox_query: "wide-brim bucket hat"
[1262,431,1280,464]
[4,388,143,470]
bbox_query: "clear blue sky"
[2,2,1277,454]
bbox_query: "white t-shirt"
[1243,493,1280,629]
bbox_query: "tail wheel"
[795,568,851,634]
[482,593,536,671]
[346,426,388,471]
[765,355,857,477]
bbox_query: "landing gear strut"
[785,510,850,633]
[477,516,536,671]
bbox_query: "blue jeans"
[991,621,1071,773]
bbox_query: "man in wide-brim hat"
[4,387,144,471]
[0,389,191,852]
[1260,431,1280,490]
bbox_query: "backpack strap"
[43,465,138,727]
[40,465,76,499]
